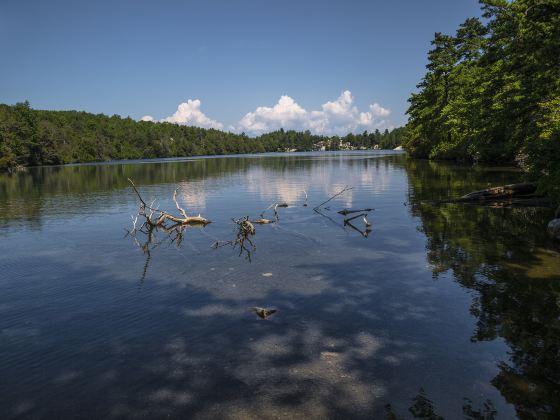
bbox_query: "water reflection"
[406,160,560,419]
[385,389,497,420]
[0,152,559,418]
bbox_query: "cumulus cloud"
[370,103,391,118]
[238,96,307,133]
[238,91,391,135]
[140,91,391,135]
[162,99,224,129]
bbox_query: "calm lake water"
[1,151,559,419]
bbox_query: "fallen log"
[454,182,538,203]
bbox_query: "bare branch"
[344,213,367,224]
[128,178,147,207]
[172,188,189,219]
[338,208,374,216]
[313,186,353,211]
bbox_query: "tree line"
[405,0,560,201]
[0,101,405,171]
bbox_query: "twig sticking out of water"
[260,201,288,222]
[313,186,353,211]
[343,212,372,238]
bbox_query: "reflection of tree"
[0,153,405,229]
[406,160,560,419]
[408,388,444,420]
[384,389,496,420]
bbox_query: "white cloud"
[238,91,391,135]
[238,95,307,133]
[161,99,224,130]
[370,103,390,118]
[141,92,391,135]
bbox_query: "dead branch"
[260,203,275,218]
[211,216,257,261]
[313,186,353,211]
[344,219,371,238]
[338,208,374,216]
[447,182,538,203]
[251,218,275,224]
[173,188,189,219]
[260,201,286,222]
[344,212,367,224]
[127,178,211,227]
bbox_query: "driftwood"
[338,208,374,216]
[454,182,538,203]
[313,186,352,211]
[212,217,258,261]
[343,212,372,237]
[126,180,376,268]
[128,178,210,227]
[251,218,275,224]
[125,178,212,280]
[310,186,373,237]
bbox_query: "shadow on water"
[1,254,506,419]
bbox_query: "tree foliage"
[0,103,406,171]
[405,0,560,201]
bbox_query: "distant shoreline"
[12,149,406,171]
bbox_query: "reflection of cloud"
[243,157,398,209]
[245,169,307,205]
[177,182,207,212]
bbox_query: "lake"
[1,151,559,419]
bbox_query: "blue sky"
[0,0,482,134]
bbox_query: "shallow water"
[0,151,558,419]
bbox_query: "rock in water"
[547,219,560,241]
[252,307,277,319]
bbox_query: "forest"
[0,102,405,171]
[405,0,560,201]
